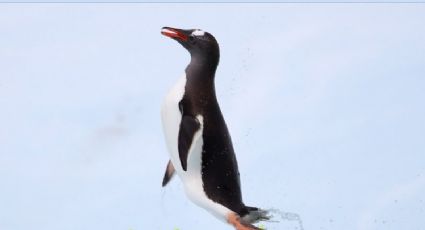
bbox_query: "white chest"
[161,74,187,173]
[161,74,231,222]
[160,75,205,177]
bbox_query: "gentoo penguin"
[160,27,269,230]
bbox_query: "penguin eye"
[188,35,196,43]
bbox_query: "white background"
[1,4,424,230]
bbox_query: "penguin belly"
[161,74,186,174]
[161,75,232,222]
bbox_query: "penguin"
[160,27,270,230]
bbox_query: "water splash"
[258,209,305,230]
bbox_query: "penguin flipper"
[161,160,175,187]
[178,115,200,171]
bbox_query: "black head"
[161,27,220,67]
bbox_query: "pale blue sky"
[0,4,424,230]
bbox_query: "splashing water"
[256,209,305,230]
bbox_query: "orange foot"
[227,213,262,230]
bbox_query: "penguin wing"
[178,115,201,171]
[161,160,175,187]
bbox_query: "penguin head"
[161,27,219,64]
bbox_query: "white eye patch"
[191,29,205,36]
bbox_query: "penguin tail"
[240,206,272,224]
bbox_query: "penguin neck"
[189,51,219,73]
[185,54,219,100]
[186,53,218,86]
